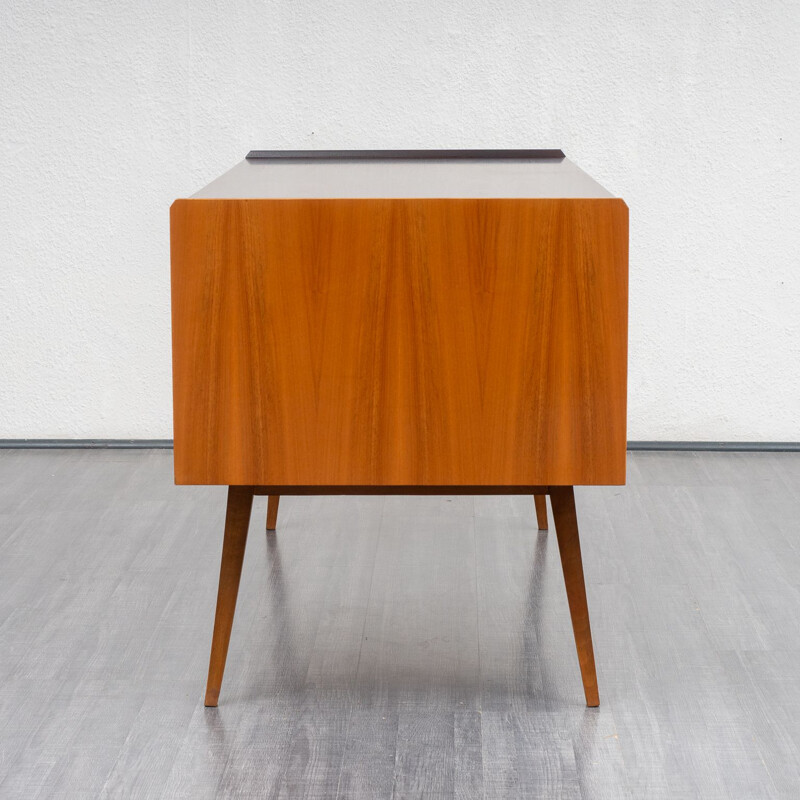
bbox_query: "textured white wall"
[1,0,798,440]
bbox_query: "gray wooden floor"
[1,450,799,798]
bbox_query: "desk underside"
[170,198,628,486]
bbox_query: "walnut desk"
[170,149,628,707]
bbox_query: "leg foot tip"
[204,692,219,707]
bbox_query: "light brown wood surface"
[204,485,253,707]
[171,198,627,487]
[550,485,599,706]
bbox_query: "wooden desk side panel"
[170,198,628,486]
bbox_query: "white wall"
[1,0,798,441]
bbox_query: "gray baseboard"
[0,439,798,452]
[626,441,800,452]
[0,439,173,449]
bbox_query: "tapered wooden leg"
[534,493,548,531]
[204,485,254,707]
[549,485,599,707]
[266,494,280,531]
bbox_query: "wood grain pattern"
[171,199,628,487]
[549,485,599,707]
[204,485,253,707]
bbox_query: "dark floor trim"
[0,439,174,449]
[627,441,800,452]
[0,439,798,452]
[246,148,565,161]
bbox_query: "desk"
[170,150,628,707]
